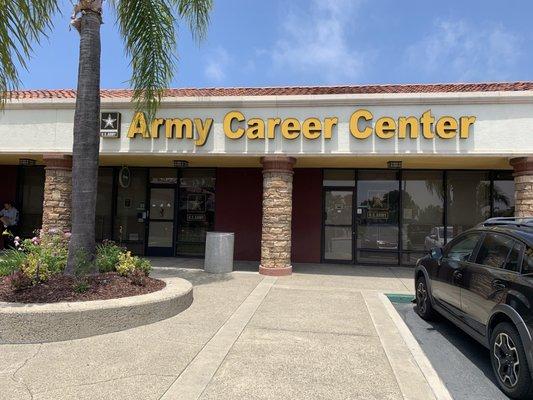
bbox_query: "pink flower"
[64,232,72,239]
[14,236,20,241]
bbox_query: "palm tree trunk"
[65,10,101,275]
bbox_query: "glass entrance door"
[323,189,353,262]
[147,187,176,256]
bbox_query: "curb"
[379,292,453,400]
[0,277,193,344]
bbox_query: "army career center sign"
[111,109,476,146]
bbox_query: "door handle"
[453,270,463,280]
[492,280,506,290]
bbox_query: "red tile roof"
[8,82,533,100]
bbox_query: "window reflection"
[447,171,490,240]
[356,171,399,251]
[401,171,444,253]
[96,168,113,241]
[324,190,353,260]
[20,167,45,237]
[176,169,216,256]
[493,172,515,217]
[113,168,147,255]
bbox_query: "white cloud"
[268,0,369,83]
[204,47,230,83]
[406,19,522,81]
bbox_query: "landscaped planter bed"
[0,277,193,344]
[0,272,166,303]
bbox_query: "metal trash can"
[204,232,235,273]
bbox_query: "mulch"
[0,272,166,304]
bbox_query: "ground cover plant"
[0,231,162,303]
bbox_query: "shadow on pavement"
[425,313,500,387]
[394,302,509,400]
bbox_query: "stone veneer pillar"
[41,154,73,235]
[510,157,533,217]
[259,156,296,276]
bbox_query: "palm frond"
[174,0,213,41]
[0,0,58,103]
[113,0,212,119]
[114,0,177,119]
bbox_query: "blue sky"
[19,0,533,89]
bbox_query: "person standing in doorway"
[1,202,19,248]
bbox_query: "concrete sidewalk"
[0,261,437,400]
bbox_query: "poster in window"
[187,194,206,212]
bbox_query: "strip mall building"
[1,83,533,275]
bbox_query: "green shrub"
[73,279,90,293]
[116,251,152,277]
[96,241,124,273]
[136,257,152,276]
[116,251,137,276]
[0,249,27,277]
[16,233,68,283]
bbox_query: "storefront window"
[95,168,113,241]
[356,170,399,264]
[323,169,355,187]
[321,168,515,266]
[401,171,444,264]
[493,171,515,217]
[446,171,490,240]
[114,168,147,255]
[176,169,216,256]
[19,167,45,237]
[150,168,178,184]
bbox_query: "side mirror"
[430,247,443,260]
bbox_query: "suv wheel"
[415,276,435,320]
[490,322,533,399]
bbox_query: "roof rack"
[482,217,533,228]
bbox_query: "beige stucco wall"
[1,91,532,166]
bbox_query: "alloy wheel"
[416,281,428,314]
[494,332,520,388]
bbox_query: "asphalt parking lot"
[392,301,510,400]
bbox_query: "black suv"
[414,218,533,399]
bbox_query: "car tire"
[490,322,533,400]
[415,275,435,320]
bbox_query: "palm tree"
[1,0,213,274]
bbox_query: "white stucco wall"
[0,91,532,157]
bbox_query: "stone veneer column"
[510,157,533,217]
[259,156,296,276]
[41,154,73,235]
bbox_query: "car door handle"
[453,270,463,280]
[492,280,506,290]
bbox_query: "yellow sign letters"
[126,109,476,146]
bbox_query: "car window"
[474,233,517,270]
[506,242,524,273]
[523,246,533,274]
[445,233,481,262]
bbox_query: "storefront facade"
[1,83,532,274]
